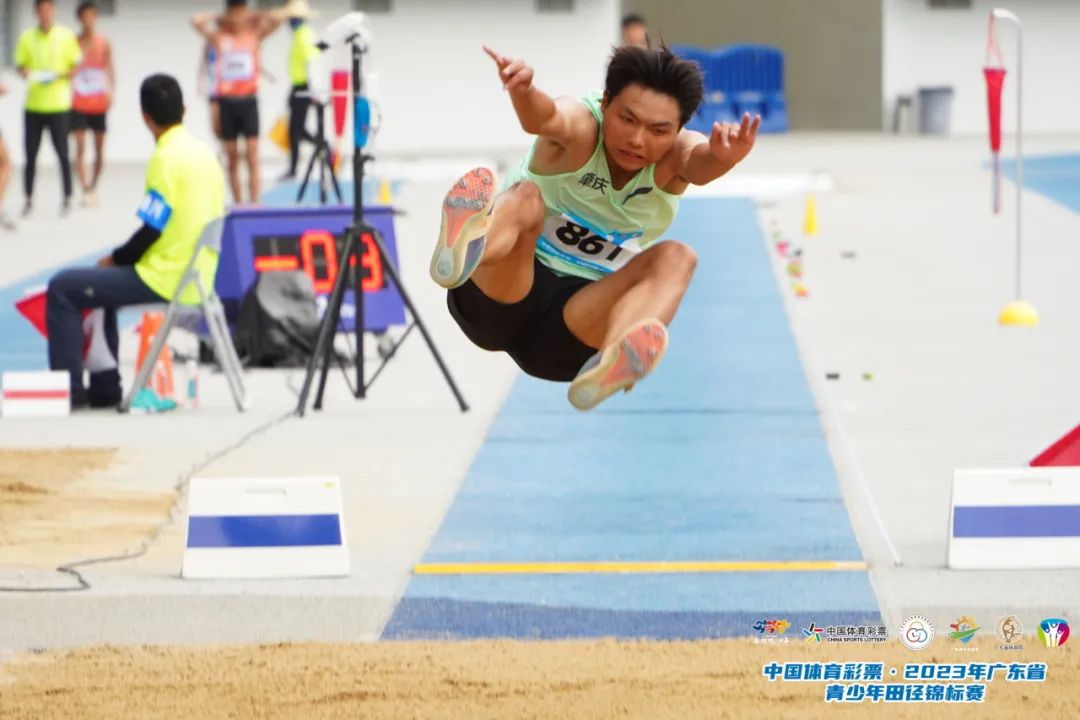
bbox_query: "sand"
[0,636,1076,719]
[0,449,175,571]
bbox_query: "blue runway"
[383,197,882,640]
[1001,153,1080,215]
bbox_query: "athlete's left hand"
[709,113,760,166]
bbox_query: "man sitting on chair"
[47,73,226,409]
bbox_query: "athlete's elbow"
[518,117,544,136]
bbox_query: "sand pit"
[0,636,1076,719]
[0,449,175,571]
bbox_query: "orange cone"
[135,312,175,399]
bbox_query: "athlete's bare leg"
[224,140,242,203]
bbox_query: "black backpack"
[235,271,320,368]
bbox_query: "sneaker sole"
[568,319,669,411]
[430,167,496,289]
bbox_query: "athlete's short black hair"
[605,45,703,127]
[226,0,248,7]
[76,1,97,17]
[621,13,646,29]
[35,0,54,7]
[141,74,185,127]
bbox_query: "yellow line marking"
[413,560,868,575]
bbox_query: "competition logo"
[898,616,935,651]
[753,618,791,635]
[948,616,980,645]
[1038,619,1070,648]
[996,615,1024,648]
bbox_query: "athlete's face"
[79,7,98,32]
[36,2,56,29]
[621,23,648,49]
[602,84,681,173]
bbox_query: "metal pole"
[351,39,367,399]
[1015,17,1023,299]
[994,9,1022,299]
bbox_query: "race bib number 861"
[541,214,639,274]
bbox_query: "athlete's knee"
[649,240,697,280]
[505,180,545,224]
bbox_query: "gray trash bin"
[917,86,954,135]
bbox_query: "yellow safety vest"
[134,126,226,305]
[15,25,82,113]
[289,24,319,87]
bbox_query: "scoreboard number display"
[215,205,405,332]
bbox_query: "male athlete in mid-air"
[431,45,759,411]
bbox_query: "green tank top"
[504,90,680,281]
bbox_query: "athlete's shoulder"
[557,95,599,133]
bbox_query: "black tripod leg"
[297,142,321,203]
[296,229,357,415]
[370,233,469,412]
[314,229,358,410]
[318,140,327,206]
[329,157,344,204]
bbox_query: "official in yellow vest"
[14,0,82,216]
[277,0,320,179]
[46,74,226,409]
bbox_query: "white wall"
[883,0,1080,135]
[0,0,618,167]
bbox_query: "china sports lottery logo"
[898,616,935,651]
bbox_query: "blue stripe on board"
[952,505,1080,538]
[382,598,882,641]
[186,514,342,548]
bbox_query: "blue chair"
[711,44,789,133]
[672,43,789,134]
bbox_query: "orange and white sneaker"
[430,167,496,289]
[567,319,669,411]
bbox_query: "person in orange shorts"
[71,1,115,206]
[192,0,283,205]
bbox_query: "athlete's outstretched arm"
[255,11,284,41]
[190,13,217,42]
[674,113,760,186]
[483,46,590,148]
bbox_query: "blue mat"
[383,197,880,640]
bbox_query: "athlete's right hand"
[483,46,534,95]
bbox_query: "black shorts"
[70,111,107,133]
[447,257,598,382]
[218,97,259,140]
